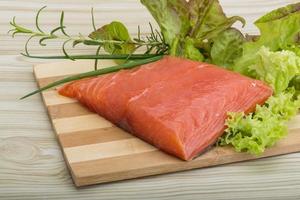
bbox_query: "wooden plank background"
[1,0,300,199]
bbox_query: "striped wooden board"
[34,60,300,187]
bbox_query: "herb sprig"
[9,6,168,65]
[10,0,244,99]
[9,6,169,98]
[9,0,300,157]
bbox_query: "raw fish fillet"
[59,56,272,160]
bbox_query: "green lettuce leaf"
[89,21,135,55]
[234,3,300,74]
[249,47,300,94]
[169,36,205,61]
[221,46,300,155]
[219,88,300,155]
[140,0,190,45]
[210,28,245,68]
[183,37,204,61]
[290,75,300,94]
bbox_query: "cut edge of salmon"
[124,102,188,160]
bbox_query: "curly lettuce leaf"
[89,21,135,55]
[221,46,300,155]
[290,75,300,96]
[210,28,245,68]
[219,89,300,155]
[249,47,300,94]
[234,3,300,74]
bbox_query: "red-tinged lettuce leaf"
[89,21,135,55]
[234,3,300,75]
[140,0,190,45]
[141,0,244,61]
[189,0,245,41]
[219,3,300,155]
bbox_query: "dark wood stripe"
[34,66,300,187]
[59,126,133,148]
[70,131,300,186]
[48,102,92,119]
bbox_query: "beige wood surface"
[34,59,300,187]
[1,0,300,199]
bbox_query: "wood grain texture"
[34,59,300,187]
[1,0,300,199]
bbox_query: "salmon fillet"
[59,56,272,160]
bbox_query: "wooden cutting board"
[34,60,300,187]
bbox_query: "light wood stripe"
[32,51,300,187]
[53,114,113,134]
[34,60,94,79]
[48,102,92,119]
[34,59,115,79]
[38,75,72,88]
[64,138,157,163]
[58,127,133,148]
[71,151,180,185]
[287,115,300,130]
[53,111,300,147]
[3,0,300,197]
[43,90,77,106]
[70,130,300,186]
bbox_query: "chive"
[20,55,163,99]
[20,53,161,60]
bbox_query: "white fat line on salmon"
[128,88,150,103]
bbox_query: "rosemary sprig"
[20,55,163,99]
[9,6,168,61]
[9,6,167,99]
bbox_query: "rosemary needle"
[20,55,163,99]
